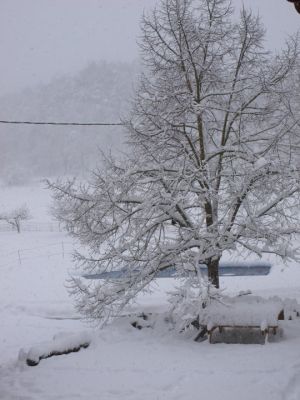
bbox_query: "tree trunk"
[15,218,21,233]
[207,258,220,288]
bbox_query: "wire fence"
[0,221,62,232]
[0,220,75,268]
[0,240,75,269]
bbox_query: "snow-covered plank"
[19,332,92,366]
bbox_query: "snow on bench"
[18,331,92,366]
[198,296,285,344]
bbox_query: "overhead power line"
[0,120,124,127]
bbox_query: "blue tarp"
[83,262,271,279]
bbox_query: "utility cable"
[0,120,124,127]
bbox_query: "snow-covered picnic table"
[199,296,287,344]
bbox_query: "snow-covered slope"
[1,182,300,400]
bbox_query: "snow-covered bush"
[168,275,224,332]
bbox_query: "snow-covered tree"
[50,0,300,324]
[0,205,30,233]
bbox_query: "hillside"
[0,61,137,183]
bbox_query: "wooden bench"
[196,296,285,344]
[207,323,280,344]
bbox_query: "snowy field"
[1,183,300,400]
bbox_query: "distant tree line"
[0,61,137,184]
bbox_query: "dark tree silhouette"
[288,0,300,14]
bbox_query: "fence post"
[62,241,65,259]
[18,250,22,265]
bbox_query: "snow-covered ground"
[1,182,300,400]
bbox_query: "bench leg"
[208,327,217,343]
[194,326,208,342]
[262,329,269,344]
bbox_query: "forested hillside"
[0,61,136,184]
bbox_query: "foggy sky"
[0,0,299,95]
